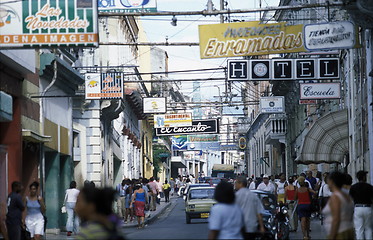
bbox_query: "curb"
[121,201,173,228]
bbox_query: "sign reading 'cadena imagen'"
[198,21,305,59]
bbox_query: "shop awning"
[22,129,51,143]
[295,109,349,164]
[171,156,187,168]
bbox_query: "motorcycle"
[275,202,290,240]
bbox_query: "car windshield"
[255,193,277,211]
[189,189,214,199]
[211,179,221,184]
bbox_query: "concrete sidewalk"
[46,196,176,239]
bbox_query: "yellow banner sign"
[199,21,306,59]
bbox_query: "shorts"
[26,216,44,237]
[297,204,311,219]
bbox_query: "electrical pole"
[220,0,225,23]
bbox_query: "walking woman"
[64,181,80,236]
[24,182,46,240]
[124,181,134,223]
[322,171,354,239]
[131,184,147,229]
[294,176,316,240]
[285,177,298,232]
[208,181,244,240]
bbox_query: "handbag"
[61,205,67,213]
[21,226,31,240]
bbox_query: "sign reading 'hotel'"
[227,58,339,81]
[0,0,98,48]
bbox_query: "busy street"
[1,0,373,239]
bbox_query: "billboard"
[0,0,98,48]
[98,0,157,13]
[199,21,305,59]
[85,73,124,99]
[187,135,219,142]
[156,119,219,136]
[143,97,166,114]
[154,113,192,128]
[300,83,341,100]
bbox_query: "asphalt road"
[124,198,209,239]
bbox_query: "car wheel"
[186,213,191,224]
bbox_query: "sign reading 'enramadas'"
[300,83,341,100]
[156,120,219,136]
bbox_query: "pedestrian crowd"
[208,170,373,240]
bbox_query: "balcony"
[265,114,287,144]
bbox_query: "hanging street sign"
[0,0,98,48]
[156,119,219,136]
[300,83,341,100]
[143,97,167,114]
[199,21,305,59]
[154,113,192,128]
[85,73,124,99]
[228,58,339,81]
[98,0,157,13]
[304,21,356,51]
[187,135,219,142]
[260,97,285,113]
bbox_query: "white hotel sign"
[300,83,341,100]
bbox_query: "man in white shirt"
[257,175,276,194]
[235,177,265,239]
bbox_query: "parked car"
[185,187,216,224]
[183,183,210,200]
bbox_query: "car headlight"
[189,204,195,209]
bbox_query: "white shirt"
[65,188,80,203]
[276,181,287,195]
[318,182,332,197]
[257,182,276,194]
[249,181,256,190]
[209,203,244,239]
[235,188,264,233]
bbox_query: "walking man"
[257,175,276,194]
[6,181,25,240]
[349,170,373,240]
[116,179,126,218]
[148,177,158,211]
[234,177,265,239]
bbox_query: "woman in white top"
[24,181,46,240]
[64,181,80,236]
[208,181,244,240]
[322,172,354,240]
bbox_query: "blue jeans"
[66,202,79,233]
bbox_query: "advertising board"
[0,0,98,48]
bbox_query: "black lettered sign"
[251,60,271,80]
[318,58,339,79]
[156,119,219,136]
[273,60,293,80]
[295,59,315,79]
[227,60,249,80]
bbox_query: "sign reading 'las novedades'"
[0,0,98,48]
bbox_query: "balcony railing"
[265,114,287,143]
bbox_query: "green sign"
[0,0,98,48]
